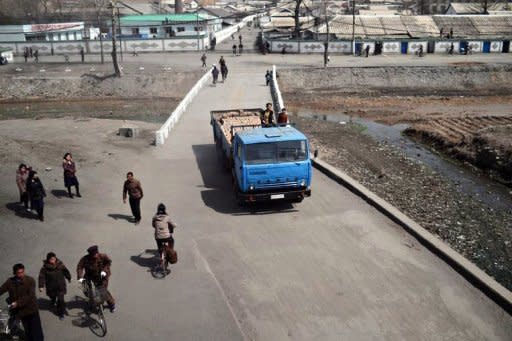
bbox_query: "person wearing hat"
[0,263,44,341]
[76,246,115,313]
[38,252,71,320]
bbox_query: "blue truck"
[211,108,312,203]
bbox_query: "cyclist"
[152,203,177,263]
[76,246,116,313]
[0,263,44,341]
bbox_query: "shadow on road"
[107,213,133,222]
[4,202,38,220]
[51,189,69,199]
[192,144,297,215]
[130,249,158,269]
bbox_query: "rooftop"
[120,13,207,23]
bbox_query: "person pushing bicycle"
[76,246,116,313]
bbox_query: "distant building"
[119,13,208,38]
[446,2,512,14]
[0,22,85,42]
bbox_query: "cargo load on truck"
[211,108,312,204]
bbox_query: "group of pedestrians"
[0,245,114,340]
[211,56,229,85]
[23,47,39,63]
[260,102,289,127]
[15,153,80,222]
[232,34,244,56]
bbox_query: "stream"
[296,111,512,212]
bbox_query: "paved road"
[0,57,511,340]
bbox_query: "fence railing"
[155,68,211,146]
[270,65,284,113]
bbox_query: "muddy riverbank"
[292,115,512,291]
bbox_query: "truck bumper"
[237,188,311,203]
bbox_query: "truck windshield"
[245,140,308,165]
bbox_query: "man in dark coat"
[0,263,44,341]
[26,171,46,221]
[38,252,71,320]
[122,171,143,225]
[77,246,116,312]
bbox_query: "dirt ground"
[280,66,512,291]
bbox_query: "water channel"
[296,110,512,212]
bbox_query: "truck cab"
[232,126,312,203]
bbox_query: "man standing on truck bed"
[260,103,274,127]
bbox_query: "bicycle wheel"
[151,253,167,279]
[89,304,107,337]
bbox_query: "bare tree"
[293,0,303,39]
[109,0,122,77]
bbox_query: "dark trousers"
[156,237,174,252]
[31,199,44,220]
[20,191,29,209]
[90,280,115,306]
[21,312,44,341]
[49,293,66,316]
[129,197,141,222]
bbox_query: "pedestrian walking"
[239,34,242,44]
[238,43,243,56]
[34,49,39,63]
[26,171,46,221]
[24,48,28,63]
[211,64,219,84]
[265,70,271,86]
[201,53,207,67]
[38,253,71,320]
[365,45,370,58]
[449,42,454,55]
[63,153,81,198]
[232,44,237,56]
[77,246,116,313]
[29,47,33,58]
[0,263,45,341]
[80,47,85,63]
[16,163,30,211]
[231,34,234,40]
[123,171,143,225]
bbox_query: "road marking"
[192,239,249,341]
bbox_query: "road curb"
[311,157,512,315]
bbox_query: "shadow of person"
[130,250,158,269]
[107,213,133,222]
[5,202,38,220]
[37,297,57,315]
[51,189,69,199]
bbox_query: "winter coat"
[27,178,46,201]
[77,253,112,285]
[152,214,176,240]
[16,169,28,194]
[38,260,71,296]
[0,276,39,318]
[123,179,143,200]
[62,160,76,178]
[212,67,219,77]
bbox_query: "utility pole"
[323,0,329,67]
[352,0,356,55]
[110,0,121,76]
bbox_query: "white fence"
[155,69,211,146]
[270,65,284,113]
[215,14,259,45]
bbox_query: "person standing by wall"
[24,48,28,63]
[0,264,44,341]
[26,171,46,221]
[16,163,30,211]
[80,47,85,63]
[34,49,39,63]
[201,53,207,67]
[63,153,81,198]
[38,252,71,320]
[123,171,143,225]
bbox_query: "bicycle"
[80,280,107,337]
[151,242,171,279]
[0,303,23,340]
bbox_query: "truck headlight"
[249,185,255,191]
[300,179,306,187]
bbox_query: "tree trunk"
[110,0,121,77]
[294,0,302,39]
